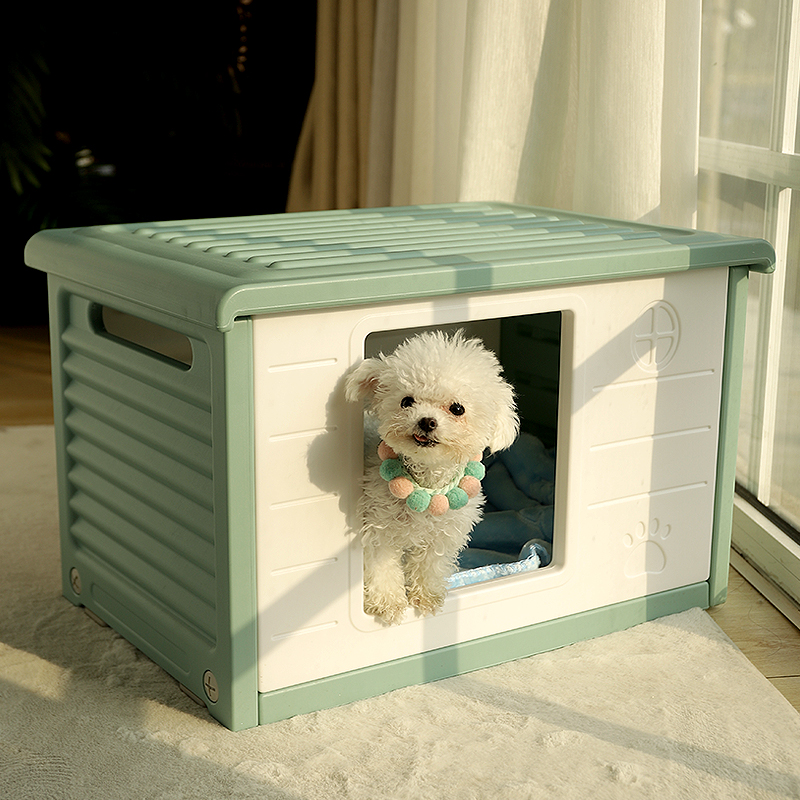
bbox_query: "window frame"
[699,0,800,607]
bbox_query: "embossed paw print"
[623,518,671,577]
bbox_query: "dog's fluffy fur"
[345,330,519,624]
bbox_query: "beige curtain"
[289,0,701,227]
[286,0,376,212]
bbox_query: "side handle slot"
[96,306,194,368]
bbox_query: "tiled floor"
[3,324,799,712]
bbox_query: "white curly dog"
[345,330,519,624]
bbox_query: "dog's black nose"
[418,417,437,432]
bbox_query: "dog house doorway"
[363,310,562,588]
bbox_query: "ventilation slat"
[130,203,526,238]
[66,433,215,533]
[64,379,212,477]
[243,230,656,267]
[159,212,565,248]
[69,463,215,575]
[62,348,212,444]
[70,515,216,641]
[203,222,615,259]
[263,235,670,272]
[70,490,216,607]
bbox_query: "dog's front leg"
[404,543,456,617]
[362,536,409,625]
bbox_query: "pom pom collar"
[377,441,484,516]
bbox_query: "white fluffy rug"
[3,425,800,800]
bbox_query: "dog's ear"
[488,402,520,453]
[344,358,384,404]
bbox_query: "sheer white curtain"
[290,0,702,228]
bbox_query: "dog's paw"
[365,595,409,626]
[407,586,446,617]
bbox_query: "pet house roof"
[26,202,775,331]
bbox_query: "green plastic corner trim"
[257,583,710,725]
[707,267,750,607]
[210,316,260,731]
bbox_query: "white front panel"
[252,268,729,693]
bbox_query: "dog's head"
[345,330,519,467]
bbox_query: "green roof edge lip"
[25,202,776,333]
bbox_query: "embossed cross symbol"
[633,301,680,371]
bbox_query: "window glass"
[770,191,800,528]
[697,170,767,238]
[697,171,767,495]
[700,0,800,554]
[700,0,780,148]
[795,79,800,155]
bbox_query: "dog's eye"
[449,403,465,416]
[401,396,415,408]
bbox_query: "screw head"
[202,670,219,703]
[70,568,82,595]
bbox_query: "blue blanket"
[448,433,555,588]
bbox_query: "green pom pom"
[406,490,431,512]
[464,461,485,480]
[380,458,405,482]
[446,486,469,510]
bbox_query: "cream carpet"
[3,424,800,800]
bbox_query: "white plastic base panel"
[255,582,711,724]
[252,268,729,695]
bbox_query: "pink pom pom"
[388,476,414,499]
[428,494,450,516]
[378,441,397,461]
[459,475,481,498]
